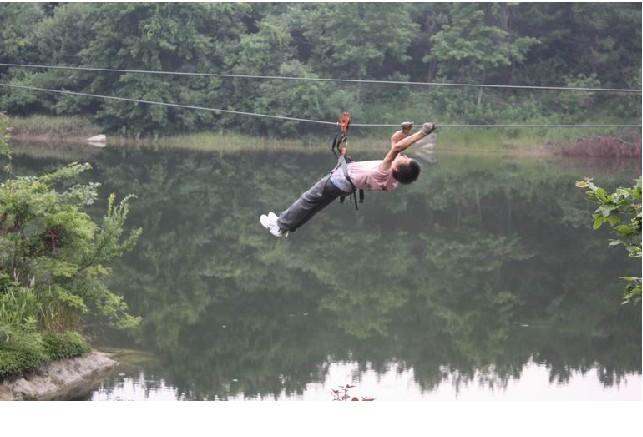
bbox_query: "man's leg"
[277,174,343,232]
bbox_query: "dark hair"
[392,160,421,184]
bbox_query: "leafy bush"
[0,326,90,379]
[42,331,90,360]
[1,114,141,379]
[0,326,47,379]
[576,177,642,302]
[0,162,142,331]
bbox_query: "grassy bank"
[9,115,104,142]
[0,331,91,380]
[8,115,641,157]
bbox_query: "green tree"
[1,116,142,378]
[253,61,354,136]
[428,3,538,94]
[290,2,418,105]
[79,3,249,136]
[0,3,640,138]
[0,3,44,63]
[512,3,642,89]
[222,14,297,134]
[0,163,142,331]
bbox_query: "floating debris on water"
[331,384,374,401]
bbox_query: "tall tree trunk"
[475,185,482,222]
[477,72,486,107]
[506,188,512,232]
[498,3,509,30]
[477,87,484,107]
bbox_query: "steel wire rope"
[1,82,641,128]
[0,62,640,94]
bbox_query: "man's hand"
[421,122,437,135]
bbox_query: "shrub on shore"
[0,328,90,379]
[0,113,141,380]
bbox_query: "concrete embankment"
[0,351,116,401]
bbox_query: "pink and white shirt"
[331,160,399,192]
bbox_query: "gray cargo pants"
[277,174,348,232]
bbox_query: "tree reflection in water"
[11,145,641,400]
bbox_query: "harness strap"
[329,111,364,210]
[331,154,364,210]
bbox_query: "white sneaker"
[260,212,283,238]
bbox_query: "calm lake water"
[11,142,642,401]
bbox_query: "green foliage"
[0,113,11,172]
[0,326,90,379]
[42,331,90,361]
[253,61,354,136]
[77,3,249,136]
[512,3,641,89]
[292,4,418,80]
[428,4,538,82]
[0,161,143,330]
[0,3,43,63]
[0,327,48,379]
[576,177,642,302]
[0,118,142,378]
[557,74,602,122]
[1,3,639,137]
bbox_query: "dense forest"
[0,2,641,137]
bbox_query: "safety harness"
[330,112,364,210]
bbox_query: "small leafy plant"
[576,176,642,303]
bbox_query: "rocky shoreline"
[0,351,117,401]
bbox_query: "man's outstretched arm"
[380,122,436,170]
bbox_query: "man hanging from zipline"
[259,114,437,237]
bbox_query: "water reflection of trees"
[12,147,641,399]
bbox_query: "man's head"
[391,154,421,184]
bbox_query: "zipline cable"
[1,82,641,128]
[0,82,336,126]
[0,63,640,94]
